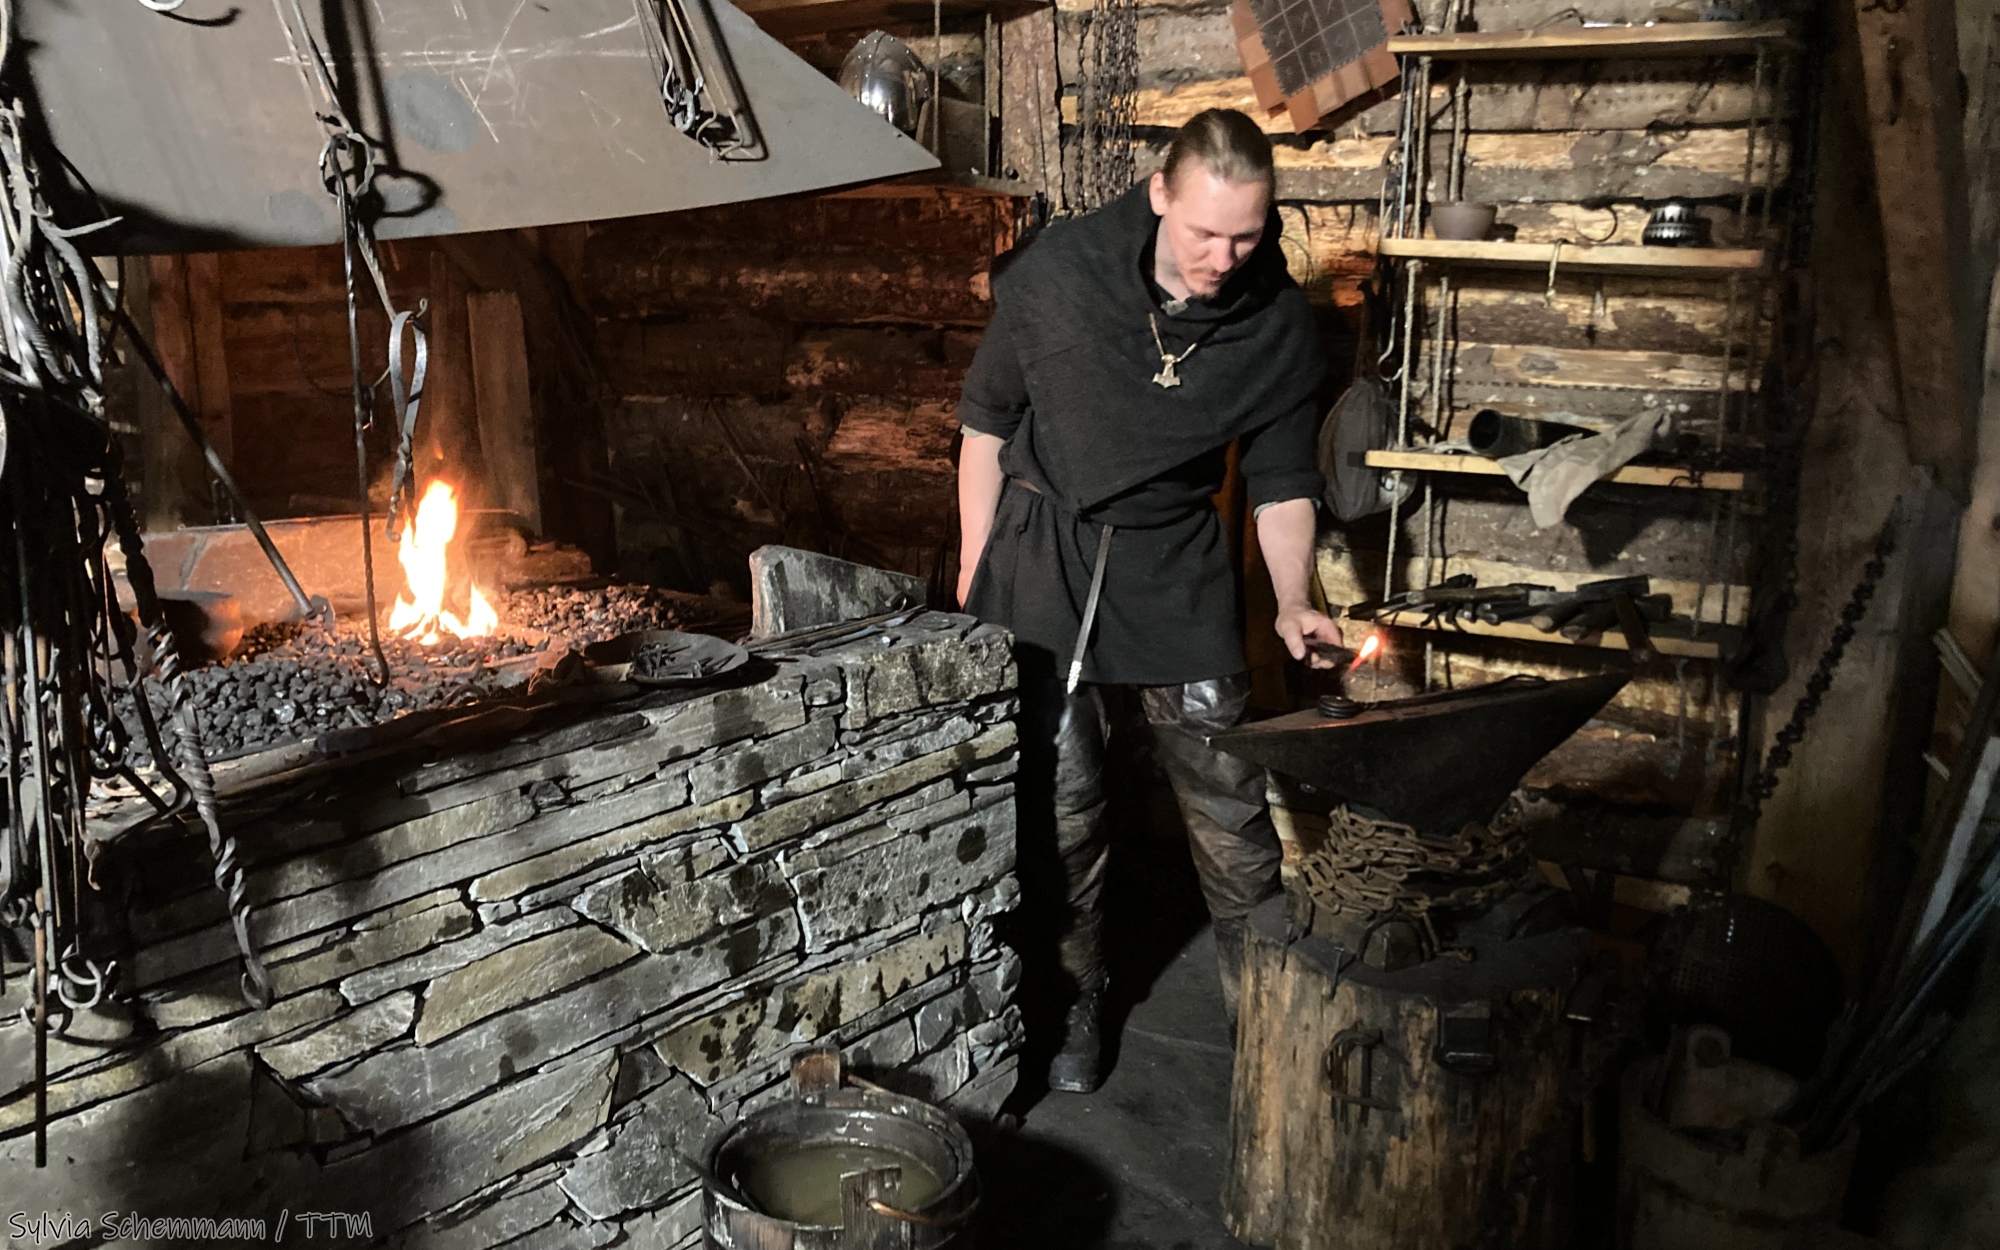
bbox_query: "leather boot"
[1047,987,1105,1093]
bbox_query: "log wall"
[552,186,1018,599]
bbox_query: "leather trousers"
[1015,673,1284,1022]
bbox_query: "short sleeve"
[1238,393,1324,508]
[956,313,1030,439]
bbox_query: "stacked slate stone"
[1,614,1023,1249]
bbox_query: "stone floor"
[967,772,1256,1250]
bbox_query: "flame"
[1350,633,1383,670]
[387,480,499,645]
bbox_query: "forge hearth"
[12,610,1023,1246]
[109,582,741,767]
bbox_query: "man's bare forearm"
[1256,497,1342,664]
[1256,498,1319,611]
[956,432,1006,604]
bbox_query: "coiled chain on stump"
[1721,496,1902,879]
[1298,806,1535,950]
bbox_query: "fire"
[387,480,499,645]
[1350,633,1383,670]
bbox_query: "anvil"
[1209,672,1629,832]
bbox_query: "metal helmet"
[838,31,931,136]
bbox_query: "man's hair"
[1162,109,1275,194]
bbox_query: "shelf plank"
[1386,20,1798,60]
[739,0,1044,38]
[1377,237,1767,278]
[1363,449,1750,491]
[1375,609,1736,659]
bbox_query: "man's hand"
[1275,603,1345,667]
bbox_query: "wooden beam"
[1133,71,1785,136]
[1387,20,1798,60]
[1853,0,1978,494]
[737,0,1040,39]
[424,251,485,495]
[1363,449,1750,491]
[1377,237,1767,279]
[467,291,542,535]
[143,254,230,526]
[1536,861,1693,914]
[1933,1,2000,765]
[185,252,233,469]
[132,259,200,529]
[438,230,616,570]
[997,5,1061,204]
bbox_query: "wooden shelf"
[740,0,1044,37]
[1377,237,1767,278]
[1386,20,1798,60]
[1364,449,1751,491]
[1375,609,1737,660]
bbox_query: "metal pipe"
[1466,410,1589,457]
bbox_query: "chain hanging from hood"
[270,0,440,688]
[1074,0,1138,210]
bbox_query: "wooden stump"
[1225,896,1587,1250]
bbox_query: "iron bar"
[336,175,393,687]
[110,308,322,625]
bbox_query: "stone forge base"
[0,614,1024,1250]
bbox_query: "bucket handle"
[866,1192,981,1227]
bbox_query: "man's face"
[1148,164,1270,298]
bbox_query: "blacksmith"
[954,109,1342,1093]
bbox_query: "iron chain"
[1721,497,1902,879]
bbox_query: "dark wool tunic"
[957,183,1327,686]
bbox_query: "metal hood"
[23,0,940,253]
